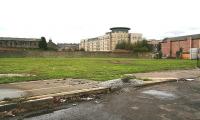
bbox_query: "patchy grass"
[0,58,196,84]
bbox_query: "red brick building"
[161,34,200,58]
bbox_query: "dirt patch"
[133,69,200,80]
[107,60,132,65]
[0,74,35,77]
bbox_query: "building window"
[14,42,17,46]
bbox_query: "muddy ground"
[17,77,200,120]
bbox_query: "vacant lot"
[23,79,200,120]
[0,58,196,83]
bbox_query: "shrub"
[80,48,85,51]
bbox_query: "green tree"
[133,39,153,52]
[116,41,125,49]
[176,47,183,59]
[39,37,47,50]
[115,39,153,52]
[115,41,134,50]
[157,43,161,52]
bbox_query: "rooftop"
[164,34,200,41]
[0,37,41,41]
[110,27,131,33]
[110,27,130,30]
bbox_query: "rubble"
[81,97,93,101]
[72,104,77,106]
[99,79,143,90]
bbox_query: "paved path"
[20,77,200,120]
[0,79,99,101]
[134,69,200,80]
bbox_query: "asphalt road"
[17,78,200,120]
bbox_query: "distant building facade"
[57,43,79,51]
[147,39,162,52]
[161,34,200,58]
[79,27,142,51]
[0,37,41,48]
[47,39,58,50]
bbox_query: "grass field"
[0,58,196,84]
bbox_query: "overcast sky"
[0,0,200,43]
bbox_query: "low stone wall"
[0,50,152,58]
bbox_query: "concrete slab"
[0,78,100,102]
[0,88,27,101]
[133,69,200,80]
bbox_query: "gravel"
[99,79,144,90]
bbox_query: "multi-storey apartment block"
[79,27,142,51]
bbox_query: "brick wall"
[161,40,171,57]
[179,40,190,52]
[193,39,200,48]
[171,41,179,57]
[161,38,200,58]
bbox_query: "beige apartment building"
[79,27,142,51]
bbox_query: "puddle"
[186,78,195,81]
[0,88,26,101]
[142,90,177,100]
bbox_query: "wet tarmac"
[0,88,26,100]
[142,89,177,100]
[9,78,200,120]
